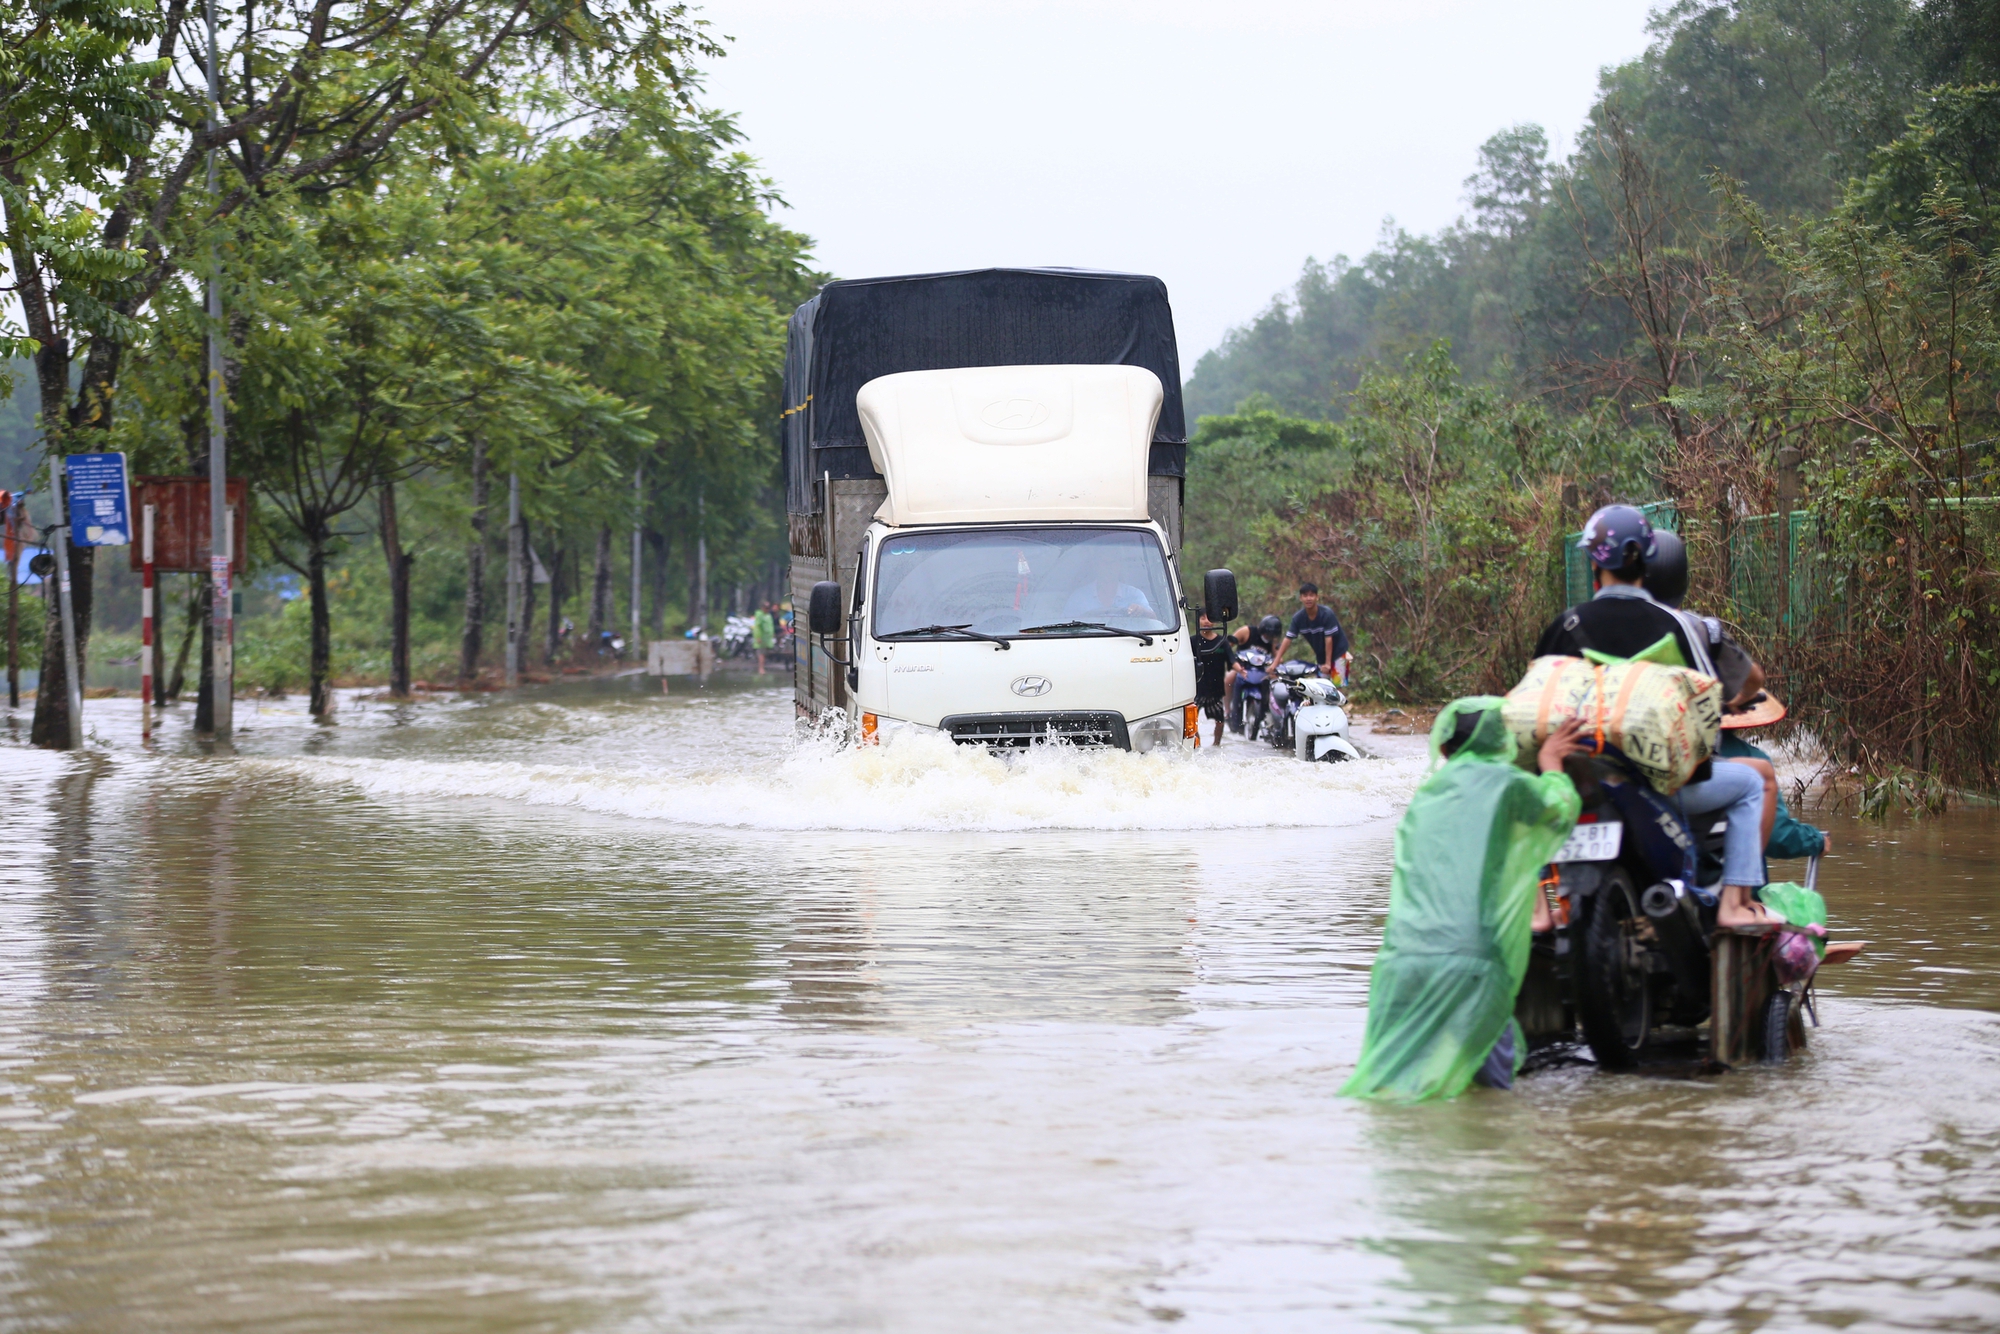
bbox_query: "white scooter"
[1294,676,1360,762]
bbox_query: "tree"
[5,0,718,745]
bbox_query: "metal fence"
[1725,509,1828,643]
[1563,500,1998,644]
[1561,503,1818,644]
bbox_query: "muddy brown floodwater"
[1,678,1997,1331]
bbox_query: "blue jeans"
[1676,759,1767,887]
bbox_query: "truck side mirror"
[1204,569,1238,623]
[808,580,843,635]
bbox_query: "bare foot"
[1716,884,1777,930]
[1531,893,1553,933]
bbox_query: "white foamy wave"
[245,730,1429,832]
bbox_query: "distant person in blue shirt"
[1275,583,1351,682]
[1064,554,1154,620]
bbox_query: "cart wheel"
[1759,990,1796,1064]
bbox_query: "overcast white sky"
[694,0,1662,366]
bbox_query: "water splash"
[246,728,1428,833]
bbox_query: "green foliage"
[1192,342,1658,701]
[0,0,163,363]
[97,70,818,704]
[1185,0,1946,423]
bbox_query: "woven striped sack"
[1501,655,1723,794]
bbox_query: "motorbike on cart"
[1515,750,1825,1070]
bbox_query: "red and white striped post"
[140,502,155,741]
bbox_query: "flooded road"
[1,678,1997,1331]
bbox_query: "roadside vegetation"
[1184,0,2000,794]
[2,0,818,728]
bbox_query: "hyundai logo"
[979,396,1051,430]
[1010,675,1053,697]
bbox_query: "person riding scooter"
[1274,582,1352,685]
[1226,614,1284,734]
[1645,529,1828,861]
[1532,505,1773,929]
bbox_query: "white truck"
[783,270,1235,751]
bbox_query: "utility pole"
[49,482,82,749]
[505,472,522,687]
[630,466,642,650]
[203,0,232,739]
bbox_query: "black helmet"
[1259,613,1283,639]
[1647,530,1689,607]
[1578,504,1656,575]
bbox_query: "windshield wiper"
[880,623,1012,649]
[1016,620,1155,646]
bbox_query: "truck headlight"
[867,714,938,745]
[1129,709,1188,754]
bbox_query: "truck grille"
[940,711,1132,751]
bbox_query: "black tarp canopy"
[783,268,1185,515]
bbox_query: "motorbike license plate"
[1552,821,1622,863]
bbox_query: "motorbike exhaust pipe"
[1640,882,1677,918]
[1641,880,1708,1006]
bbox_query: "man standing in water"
[1191,614,1234,747]
[752,602,777,676]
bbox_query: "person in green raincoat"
[752,603,777,676]
[1341,700,1588,1102]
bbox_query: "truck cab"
[817,364,1200,752]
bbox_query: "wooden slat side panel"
[791,555,828,719]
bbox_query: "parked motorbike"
[1235,645,1274,741]
[1292,676,1360,762]
[721,614,757,659]
[1264,660,1321,752]
[1520,752,1819,1070]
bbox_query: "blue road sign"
[66,452,132,546]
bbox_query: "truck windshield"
[873,527,1179,640]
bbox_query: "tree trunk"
[544,540,566,665]
[695,533,708,635]
[645,528,668,639]
[307,517,333,718]
[589,525,612,658]
[379,480,414,698]
[460,439,488,684]
[686,539,700,635]
[170,576,202,704]
[29,535,92,748]
[519,515,537,672]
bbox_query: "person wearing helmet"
[1533,505,1710,671]
[1645,531,1763,708]
[1533,504,1774,928]
[1649,530,1826,861]
[1224,613,1285,734]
